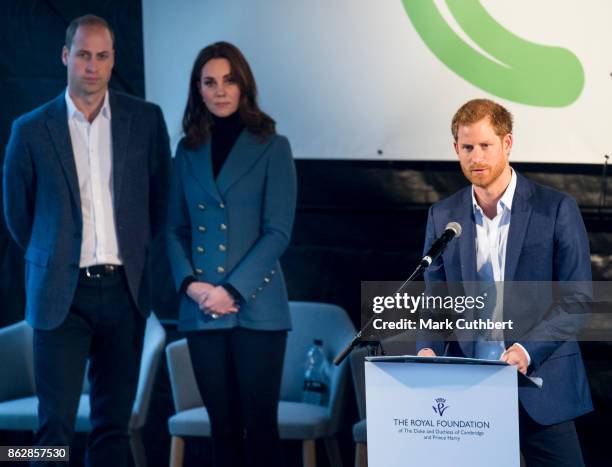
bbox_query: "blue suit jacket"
[3,92,171,330]
[417,172,592,425]
[166,131,297,332]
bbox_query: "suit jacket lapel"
[457,187,477,282]
[455,188,476,358]
[185,142,223,203]
[109,92,132,209]
[216,130,270,197]
[46,94,81,210]
[504,173,533,281]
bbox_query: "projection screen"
[143,0,611,163]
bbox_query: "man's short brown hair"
[65,14,115,50]
[451,99,513,141]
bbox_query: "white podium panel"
[365,359,519,467]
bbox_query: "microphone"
[420,222,462,267]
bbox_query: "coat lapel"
[109,92,132,210]
[185,142,223,203]
[46,94,81,210]
[455,188,476,358]
[457,187,477,282]
[504,173,533,281]
[216,130,271,197]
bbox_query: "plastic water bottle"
[301,339,330,406]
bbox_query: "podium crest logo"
[432,397,449,417]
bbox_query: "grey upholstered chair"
[0,313,166,467]
[166,301,356,467]
[348,336,417,467]
[349,347,368,467]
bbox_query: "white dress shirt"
[65,90,121,267]
[472,169,530,364]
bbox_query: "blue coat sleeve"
[166,145,196,291]
[3,118,34,251]
[225,136,297,300]
[519,195,592,369]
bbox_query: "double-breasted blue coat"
[167,130,297,331]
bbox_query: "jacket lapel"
[109,92,132,210]
[457,187,477,282]
[185,142,223,203]
[216,130,271,197]
[504,173,533,281]
[46,94,81,210]
[455,188,476,358]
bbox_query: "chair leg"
[355,443,367,467]
[324,436,343,467]
[302,439,316,467]
[170,436,185,467]
[129,429,147,467]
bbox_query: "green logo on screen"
[401,0,584,107]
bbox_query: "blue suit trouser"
[32,269,144,467]
[519,403,584,467]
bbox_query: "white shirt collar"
[64,88,111,121]
[471,167,517,216]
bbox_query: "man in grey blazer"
[3,15,170,467]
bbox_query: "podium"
[364,355,534,467]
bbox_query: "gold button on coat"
[196,246,205,253]
[195,268,203,275]
[218,244,226,252]
[197,203,206,210]
[217,266,225,274]
[220,223,227,231]
[198,225,206,233]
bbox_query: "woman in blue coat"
[167,42,297,467]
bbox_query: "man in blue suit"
[417,99,591,466]
[3,15,170,467]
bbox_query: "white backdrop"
[143,0,612,163]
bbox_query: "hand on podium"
[501,344,528,375]
[417,348,436,357]
[417,346,528,376]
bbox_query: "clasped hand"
[186,282,239,316]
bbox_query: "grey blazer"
[166,130,297,331]
[3,92,171,330]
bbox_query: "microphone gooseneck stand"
[334,222,462,366]
[333,258,429,366]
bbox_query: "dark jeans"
[520,404,585,467]
[32,268,145,467]
[187,328,287,467]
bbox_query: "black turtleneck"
[210,111,245,179]
[178,111,245,301]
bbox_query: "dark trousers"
[32,269,145,467]
[187,328,287,467]
[520,404,585,467]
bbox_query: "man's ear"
[503,133,513,155]
[61,46,69,66]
